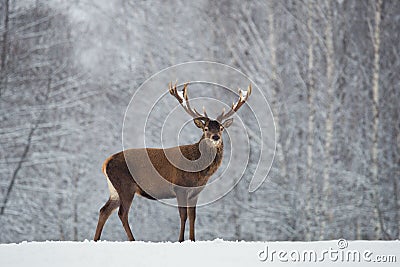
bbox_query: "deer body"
[94,82,250,242]
[103,137,223,200]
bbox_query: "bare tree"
[320,0,335,240]
[370,0,384,240]
[0,0,10,97]
[305,0,316,241]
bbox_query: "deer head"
[169,81,251,147]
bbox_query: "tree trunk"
[305,0,315,241]
[0,0,10,97]
[371,0,383,240]
[321,0,334,240]
[267,2,287,182]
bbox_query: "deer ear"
[193,118,205,129]
[222,118,233,129]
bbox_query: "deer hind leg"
[118,190,136,241]
[188,206,196,241]
[94,198,120,241]
[178,206,187,242]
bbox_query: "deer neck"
[196,136,224,176]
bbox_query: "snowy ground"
[0,240,398,267]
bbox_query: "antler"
[169,81,207,119]
[216,84,252,122]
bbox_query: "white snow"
[0,240,398,267]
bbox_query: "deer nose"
[212,135,220,141]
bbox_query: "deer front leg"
[188,206,196,241]
[176,190,189,242]
[178,206,187,242]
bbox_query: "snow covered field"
[0,240,398,267]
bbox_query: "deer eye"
[204,127,208,132]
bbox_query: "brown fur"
[94,120,225,242]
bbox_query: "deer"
[93,81,251,242]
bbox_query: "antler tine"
[182,82,205,118]
[202,106,208,117]
[183,83,198,116]
[216,84,252,122]
[169,81,208,119]
[169,81,183,103]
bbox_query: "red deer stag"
[94,81,251,242]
